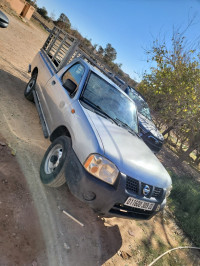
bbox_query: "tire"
[24,74,37,101]
[40,136,71,188]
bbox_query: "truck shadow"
[0,69,28,101]
[0,70,122,265]
[0,57,30,80]
[50,184,122,266]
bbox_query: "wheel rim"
[26,77,35,94]
[44,144,63,174]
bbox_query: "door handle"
[52,80,56,85]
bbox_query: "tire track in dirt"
[22,151,68,266]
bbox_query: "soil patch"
[0,136,46,265]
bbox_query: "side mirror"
[63,79,77,95]
[0,10,9,28]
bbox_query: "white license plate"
[124,197,155,211]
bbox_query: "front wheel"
[40,136,71,188]
[24,74,37,101]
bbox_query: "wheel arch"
[31,67,38,77]
[50,125,71,142]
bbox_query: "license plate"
[124,197,155,211]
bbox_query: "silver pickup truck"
[25,27,172,220]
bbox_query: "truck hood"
[138,113,164,141]
[84,108,171,188]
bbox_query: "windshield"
[126,88,152,121]
[81,72,139,134]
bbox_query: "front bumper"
[65,148,166,220]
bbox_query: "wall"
[21,3,35,20]
[6,0,25,15]
[5,0,35,20]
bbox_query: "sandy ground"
[0,136,46,265]
[0,11,200,266]
[0,14,122,266]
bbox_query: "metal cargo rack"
[42,26,128,90]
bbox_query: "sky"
[36,0,200,82]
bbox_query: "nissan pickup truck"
[24,27,172,220]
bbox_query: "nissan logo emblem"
[143,185,150,196]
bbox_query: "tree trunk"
[195,153,200,166]
[176,143,198,164]
[175,137,179,145]
[162,126,174,136]
[179,141,184,153]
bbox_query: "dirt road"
[0,135,47,265]
[0,12,199,266]
[0,14,122,266]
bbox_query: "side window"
[62,63,85,88]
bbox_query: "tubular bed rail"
[42,26,128,90]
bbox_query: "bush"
[169,173,200,246]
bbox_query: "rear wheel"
[40,136,71,188]
[24,74,37,101]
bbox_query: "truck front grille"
[152,187,163,198]
[126,176,163,199]
[126,176,139,193]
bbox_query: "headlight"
[166,185,172,197]
[84,154,119,185]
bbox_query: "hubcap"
[26,78,35,93]
[44,144,63,174]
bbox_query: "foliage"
[169,173,200,246]
[57,13,71,29]
[104,43,117,63]
[37,6,48,20]
[97,45,104,57]
[26,0,37,8]
[54,13,71,31]
[137,32,200,161]
[82,38,92,48]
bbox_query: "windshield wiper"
[80,97,140,136]
[80,97,118,125]
[115,118,139,137]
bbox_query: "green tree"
[26,0,37,8]
[104,43,117,63]
[97,45,104,57]
[37,6,48,19]
[82,38,93,49]
[54,13,71,31]
[138,32,200,162]
[93,44,98,50]
[57,13,71,29]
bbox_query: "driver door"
[43,63,85,133]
